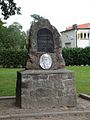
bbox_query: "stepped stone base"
[16,69,77,109]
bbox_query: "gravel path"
[0,97,90,120]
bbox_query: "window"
[80,33,83,39]
[88,33,90,39]
[78,33,80,39]
[65,42,71,48]
[78,32,90,40]
[84,33,86,39]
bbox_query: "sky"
[3,0,90,32]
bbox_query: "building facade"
[61,23,90,48]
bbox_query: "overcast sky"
[5,0,90,32]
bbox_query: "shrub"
[62,47,90,66]
[0,49,28,68]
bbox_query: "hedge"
[0,49,28,68]
[62,47,90,66]
[0,47,90,67]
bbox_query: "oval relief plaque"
[40,53,52,69]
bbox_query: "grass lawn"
[67,66,90,95]
[0,68,23,96]
[0,66,90,96]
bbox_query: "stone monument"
[16,19,77,108]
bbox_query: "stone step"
[79,93,90,100]
[0,110,90,120]
[0,96,15,100]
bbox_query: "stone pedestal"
[16,69,77,108]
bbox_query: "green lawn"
[0,68,23,96]
[0,66,90,96]
[67,66,90,95]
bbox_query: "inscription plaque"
[37,28,54,53]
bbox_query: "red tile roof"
[66,23,90,30]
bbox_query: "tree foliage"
[31,14,44,22]
[0,19,7,49]
[0,20,27,50]
[0,0,21,19]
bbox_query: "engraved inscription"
[37,28,54,53]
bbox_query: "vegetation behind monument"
[0,20,28,68]
[62,47,90,66]
[0,47,90,68]
[0,20,27,50]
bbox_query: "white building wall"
[77,29,90,48]
[61,30,76,48]
[61,29,90,48]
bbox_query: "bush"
[0,49,28,68]
[62,47,90,66]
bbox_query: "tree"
[31,14,44,22]
[0,19,7,49]
[0,21,27,50]
[0,0,21,19]
[7,22,27,49]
